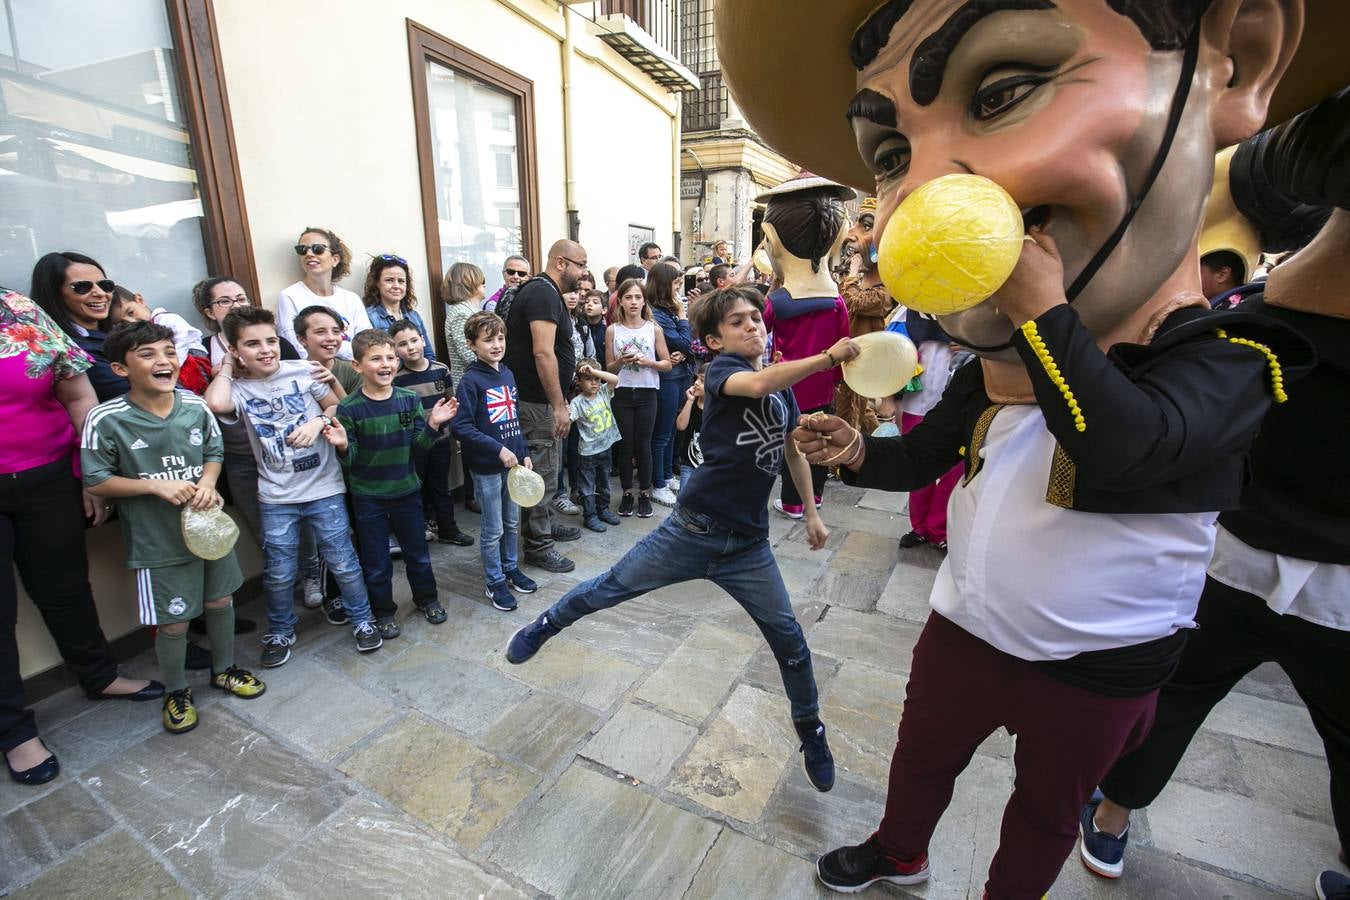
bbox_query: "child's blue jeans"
[260,494,373,636]
[351,490,437,619]
[546,504,819,721]
[471,470,520,586]
[576,450,612,515]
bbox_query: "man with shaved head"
[503,239,590,573]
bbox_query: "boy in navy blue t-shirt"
[451,311,537,612]
[506,286,858,792]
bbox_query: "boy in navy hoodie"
[451,311,536,611]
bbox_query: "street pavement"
[2,480,1342,898]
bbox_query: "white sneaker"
[665,476,680,492]
[650,486,677,507]
[302,574,324,609]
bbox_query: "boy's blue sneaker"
[583,515,607,532]
[597,506,620,525]
[1316,870,1350,900]
[1079,799,1129,878]
[504,568,537,594]
[506,612,561,663]
[486,581,518,612]
[794,719,835,792]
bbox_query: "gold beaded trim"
[961,404,1004,487]
[1045,442,1076,509]
[1020,321,1086,432]
[1215,328,1288,403]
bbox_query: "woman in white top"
[606,277,671,518]
[275,227,371,360]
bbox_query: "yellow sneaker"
[162,687,198,734]
[210,665,266,699]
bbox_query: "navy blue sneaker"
[486,581,518,612]
[1317,870,1350,900]
[795,719,835,792]
[1079,799,1129,878]
[504,568,537,594]
[506,612,561,663]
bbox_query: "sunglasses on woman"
[377,254,407,266]
[68,279,116,295]
[294,243,330,256]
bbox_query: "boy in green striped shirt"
[324,330,456,635]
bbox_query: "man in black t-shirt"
[502,239,586,573]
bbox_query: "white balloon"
[841,331,919,400]
[181,506,240,560]
[507,465,546,507]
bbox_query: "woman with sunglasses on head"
[363,255,436,362]
[275,227,371,361]
[1,283,163,785]
[29,251,128,401]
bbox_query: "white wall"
[17,0,678,680]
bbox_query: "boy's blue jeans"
[575,450,612,516]
[259,494,373,636]
[470,470,520,586]
[546,504,819,721]
[351,490,437,620]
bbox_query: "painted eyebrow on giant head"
[849,0,1057,105]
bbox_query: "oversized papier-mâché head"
[718,0,1348,358]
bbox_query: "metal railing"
[683,71,727,132]
[601,0,681,61]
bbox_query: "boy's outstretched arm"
[722,337,858,399]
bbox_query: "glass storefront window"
[0,0,209,319]
[425,59,524,300]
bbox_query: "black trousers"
[781,403,830,508]
[416,439,458,535]
[1,458,119,752]
[612,387,657,492]
[1100,576,1350,858]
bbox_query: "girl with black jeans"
[607,278,671,517]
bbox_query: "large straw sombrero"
[716,1,1348,191]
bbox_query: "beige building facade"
[7,0,693,679]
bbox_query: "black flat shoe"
[438,529,475,547]
[87,679,165,702]
[7,753,59,786]
[185,642,212,671]
[190,616,257,636]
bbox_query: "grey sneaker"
[353,621,383,653]
[525,549,575,573]
[302,574,324,609]
[322,595,348,626]
[260,632,296,668]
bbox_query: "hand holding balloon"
[992,227,1067,326]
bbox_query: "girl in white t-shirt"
[606,277,672,518]
[275,226,372,360]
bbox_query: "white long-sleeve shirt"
[929,405,1218,660]
[275,282,371,360]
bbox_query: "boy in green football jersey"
[82,321,265,734]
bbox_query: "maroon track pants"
[875,612,1158,899]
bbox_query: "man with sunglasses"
[483,255,531,313]
[502,240,590,574]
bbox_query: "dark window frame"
[407,19,540,361]
[165,0,259,300]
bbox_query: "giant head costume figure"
[718,0,1347,392]
[755,171,854,300]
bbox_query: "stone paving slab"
[685,827,831,899]
[339,713,537,851]
[668,684,799,823]
[481,690,604,775]
[1,780,114,893]
[11,829,188,899]
[582,701,700,785]
[245,797,528,900]
[489,763,721,899]
[83,708,351,897]
[636,622,760,723]
[373,642,528,735]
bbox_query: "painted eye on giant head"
[970,69,1053,121]
[872,139,911,181]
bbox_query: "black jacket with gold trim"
[843,299,1316,514]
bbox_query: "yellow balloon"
[877,174,1024,316]
[841,330,919,399]
[507,464,546,507]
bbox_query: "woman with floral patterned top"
[0,288,162,787]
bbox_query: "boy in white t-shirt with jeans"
[205,306,382,667]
